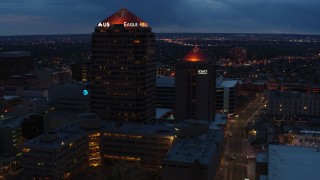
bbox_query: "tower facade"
[175,47,215,121]
[90,8,156,123]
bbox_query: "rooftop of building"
[9,74,34,78]
[44,110,83,120]
[165,129,223,164]
[156,108,172,119]
[97,8,149,29]
[0,51,32,58]
[209,113,227,130]
[268,144,320,180]
[156,75,175,87]
[260,175,268,180]
[24,122,88,149]
[103,121,174,136]
[219,80,239,88]
[2,95,20,100]
[50,82,88,87]
[268,90,320,98]
[0,113,28,128]
[256,153,268,163]
[23,96,47,101]
[182,47,209,62]
[24,114,174,149]
[25,113,101,148]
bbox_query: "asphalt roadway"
[216,93,267,180]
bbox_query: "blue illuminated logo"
[83,89,89,96]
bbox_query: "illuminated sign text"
[98,22,148,28]
[98,22,110,27]
[198,70,208,75]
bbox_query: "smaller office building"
[48,83,90,111]
[215,76,238,114]
[268,145,320,180]
[162,129,224,180]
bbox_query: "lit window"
[133,40,140,44]
[22,148,30,153]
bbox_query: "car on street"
[228,156,236,160]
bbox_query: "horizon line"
[1,32,320,37]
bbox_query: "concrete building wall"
[0,125,21,156]
[22,133,88,180]
[267,90,320,117]
[48,84,90,111]
[101,132,174,169]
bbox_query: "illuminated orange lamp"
[182,46,208,62]
[98,8,149,28]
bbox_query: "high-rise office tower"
[90,8,156,123]
[175,47,215,121]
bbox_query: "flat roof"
[165,130,223,164]
[24,119,174,149]
[260,175,268,180]
[103,121,174,136]
[256,153,267,163]
[0,51,31,57]
[219,80,238,88]
[3,95,19,100]
[268,144,320,180]
[0,114,27,127]
[156,108,172,119]
[156,76,175,87]
[24,122,87,149]
[269,90,320,98]
[44,110,83,122]
[209,113,227,130]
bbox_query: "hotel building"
[174,47,215,121]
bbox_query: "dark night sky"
[0,0,319,35]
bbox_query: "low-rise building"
[267,90,320,117]
[101,122,174,170]
[267,145,320,180]
[156,75,175,109]
[0,114,25,172]
[215,76,238,113]
[22,121,90,179]
[48,83,90,111]
[162,129,224,180]
[22,113,175,179]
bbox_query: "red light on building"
[97,8,149,29]
[312,88,320,93]
[182,47,208,62]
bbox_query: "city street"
[217,93,267,180]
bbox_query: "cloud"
[0,14,43,23]
[0,0,320,35]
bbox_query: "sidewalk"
[247,159,256,180]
